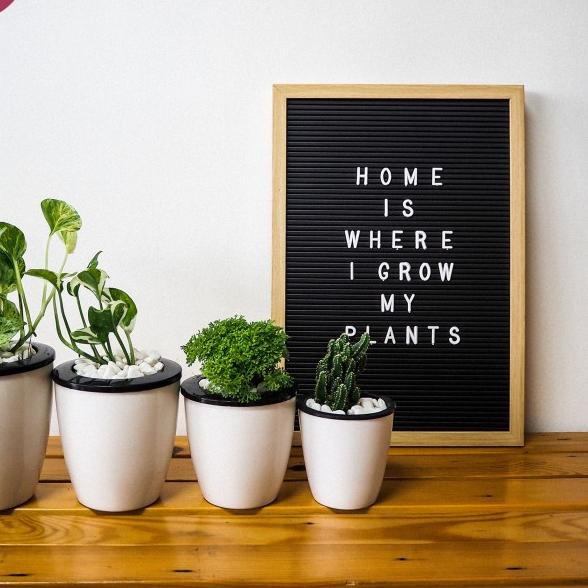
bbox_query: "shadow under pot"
[181,376,296,509]
[0,343,55,510]
[298,394,395,510]
[52,358,182,512]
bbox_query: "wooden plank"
[13,478,588,514]
[2,510,588,546]
[39,451,588,483]
[0,542,587,586]
[44,433,588,459]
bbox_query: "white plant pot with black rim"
[0,343,55,510]
[53,358,181,512]
[182,375,296,509]
[298,394,395,510]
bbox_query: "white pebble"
[153,361,164,372]
[107,361,121,374]
[359,397,377,408]
[333,410,346,415]
[320,404,332,413]
[126,365,143,378]
[3,356,18,363]
[139,362,156,375]
[377,398,387,409]
[199,378,210,390]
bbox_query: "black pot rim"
[52,358,182,393]
[0,343,55,377]
[181,375,297,407]
[297,393,395,421]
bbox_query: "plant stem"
[75,293,101,361]
[113,329,132,364]
[52,297,96,361]
[124,331,136,364]
[41,234,52,305]
[12,259,33,336]
[17,293,24,339]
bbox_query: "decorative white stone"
[199,378,210,390]
[126,365,143,379]
[139,362,156,375]
[333,410,346,415]
[377,398,387,409]
[320,404,332,413]
[359,397,377,409]
[70,349,164,380]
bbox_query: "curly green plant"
[182,315,293,403]
[314,332,371,412]
[0,199,81,353]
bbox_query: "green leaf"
[41,199,81,236]
[0,253,18,296]
[88,301,126,340]
[87,251,102,270]
[0,300,23,346]
[66,274,81,297]
[105,287,137,333]
[0,222,26,261]
[76,268,108,299]
[61,230,78,254]
[71,326,107,345]
[25,269,64,291]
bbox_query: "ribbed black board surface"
[285,99,510,431]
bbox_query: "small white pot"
[182,376,296,509]
[54,358,181,512]
[299,395,395,510]
[0,344,54,510]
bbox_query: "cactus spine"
[313,331,370,412]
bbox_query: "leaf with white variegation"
[25,269,71,291]
[105,287,137,333]
[41,199,81,253]
[71,326,107,346]
[0,300,24,346]
[76,268,108,299]
[88,300,126,341]
[0,222,26,261]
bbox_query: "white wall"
[1,0,587,434]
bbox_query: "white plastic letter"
[345,230,360,249]
[356,166,368,186]
[404,168,418,186]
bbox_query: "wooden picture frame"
[272,85,525,446]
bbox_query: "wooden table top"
[1,433,587,586]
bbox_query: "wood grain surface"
[1,433,587,586]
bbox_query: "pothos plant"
[182,315,293,403]
[49,252,139,365]
[0,199,81,353]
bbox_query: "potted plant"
[181,315,296,509]
[49,252,181,512]
[0,199,80,510]
[298,332,395,510]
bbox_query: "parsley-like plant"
[182,316,293,403]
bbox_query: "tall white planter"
[299,394,395,510]
[53,358,181,512]
[0,343,54,510]
[182,376,296,509]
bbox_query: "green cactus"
[312,331,371,412]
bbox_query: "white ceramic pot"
[299,394,395,510]
[53,358,181,512]
[0,343,54,510]
[182,376,296,509]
